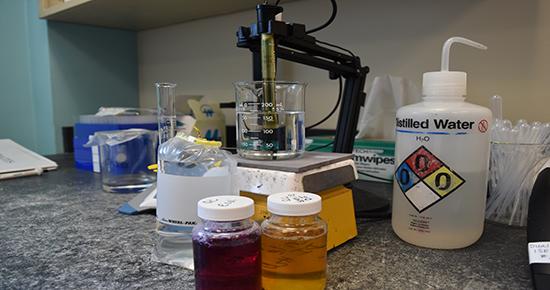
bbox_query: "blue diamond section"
[395,162,420,193]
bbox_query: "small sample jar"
[261,192,328,290]
[192,196,262,290]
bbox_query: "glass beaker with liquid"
[235,81,306,160]
[86,129,157,193]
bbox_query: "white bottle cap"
[422,37,487,97]
[197,195,254,221]
[267,192,322,216]
[423,71,467,96]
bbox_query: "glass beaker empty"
[235,81,306,160]
[89,129,157,193]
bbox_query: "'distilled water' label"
[156,172,232,227]
[394,116,490,214]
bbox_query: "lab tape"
[84,129,157,147]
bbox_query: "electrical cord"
[269,0,359,135]
[306,0,337,34]
[356,213,391,221]
[315,39,356,57]
[356,170,394,182]
[306,141,334,152]
[306,76,342,131]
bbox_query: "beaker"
[90,129,158,193]
[235,81,306,160]
[156,82,177,145]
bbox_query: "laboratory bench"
[0,154,532,289]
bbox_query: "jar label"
[156,172,233,227]
[528,242,550,264]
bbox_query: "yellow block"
[241,186,358,250]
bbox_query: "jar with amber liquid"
[261,192,327,290]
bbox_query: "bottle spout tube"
[441,37,487,71]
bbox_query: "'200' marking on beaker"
[261,102,274,108]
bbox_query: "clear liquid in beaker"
[235,81,306,160]
[237,111,304,160]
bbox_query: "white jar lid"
[267,192,322,216]
[197,196,254,221]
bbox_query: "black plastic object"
[350,180,391,219]
[255,4,283,34]
[527,167,550,290]
[62,126,74,153]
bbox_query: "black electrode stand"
[236,4,390,217]
[237,4,369,154]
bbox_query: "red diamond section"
[405,146,443,179]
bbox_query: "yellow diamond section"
[423,166,465,197]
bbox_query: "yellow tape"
[194,138,222,147]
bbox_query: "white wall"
[139,0,550,128]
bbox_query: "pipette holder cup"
[487,142,550,227]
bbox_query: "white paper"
[529,242,550,264]
[0,139,57,175]
[356,75,421,140]
[91,145,100,173]
[139,188,157,209]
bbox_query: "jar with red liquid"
[192,196,261,290]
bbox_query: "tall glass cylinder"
[235,81,306,160]
[156,83,177,145]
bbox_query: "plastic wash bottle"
[392,37,492,249]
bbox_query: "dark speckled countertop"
[0,154,531,289]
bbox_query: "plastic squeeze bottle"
[392,37,492,249]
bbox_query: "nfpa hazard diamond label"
[395,146,465,213]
